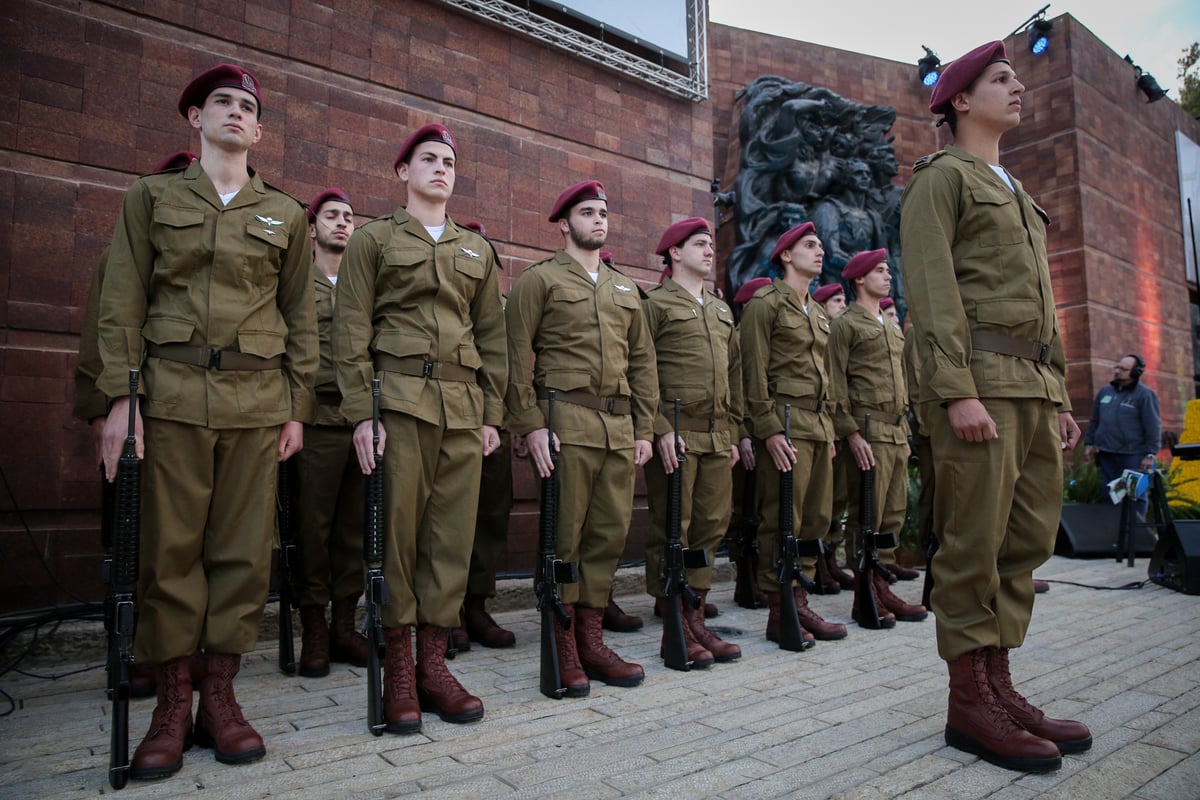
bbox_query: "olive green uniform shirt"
[827,303,909,445]
[310,269,350,427]
[73,248,109,423]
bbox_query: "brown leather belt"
[852,406,906,427]
[538,387,631,415]
[315,390,342,406]
[775,395,823,413]
[376,355,477,383]
[148,343,281,371]
[971,331,1051,364]
[676,414,730,433]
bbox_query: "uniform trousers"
[824,443,850,553]
[468,432,512,598]
[380,410,482,628]
[293,424,365,607]
[135,418,279,662]
[926,398,1061,661]
[552,443,635,608]
[842,439,907,566]
[912,429,936,552]
[754,437,832,589]
[643,448,732,595]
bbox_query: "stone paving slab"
[1,555,1197,798]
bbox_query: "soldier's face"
[883,306,899,325]
[672,233,714,279]
[859,261,891,299]
[783,235,823,279]
[190,89,262,151]
[398,142,456,203]
[311,201,354,254]
[564,201,608,250]
[958,62,1025,132]
[823,295,847,317]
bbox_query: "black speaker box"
[1056,503,1156,558]
[1149,520,1200,595]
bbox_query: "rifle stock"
[854,414,892,629]
[363,379,389,735]
[732,466,762,609]
[108,369,140,790]
[276,458,298,675]
[660,400,707,671]
[536,391,578,699]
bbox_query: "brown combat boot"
[555,605,590,697]
[824,549,856,590]
[329,596,369,667]
[660,595,714,668]
[194,653,265,765]
[602,594,643,632]
[298,605,331,677]
[886,562,921,581]
[988,648,1092,753]
[814,549,841,594]
[945,649,1062,772]
[873,572,928,622]
[415,624,484,723]
[383,625,421,734]
[188,651,208,686]
[764,590,815,647]
[850,572,897,629]
[575,606,644,686]
[685,589,741,662]
[793,586,848,640]
[130,656,193,780]
[463,594,516,648]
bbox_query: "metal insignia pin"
[261,229,276,236]
[255,215,284,226]
[460,247,479,258]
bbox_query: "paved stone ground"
[1,555,1197,799]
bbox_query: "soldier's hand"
[847,431,875,471]
[481,425,501,456]
[278,421,303,461]
[1059,412,1081,451]
[634,439,653,467]
[526,427,557,478]
[766,432,796,472]
[101,396,143,482]
[947,398,998,443]
[730,444,740,468]
[657,432,684,473]
[738,437,756,469]
[353,419,386,475]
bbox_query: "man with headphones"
[1084,354,1161,514]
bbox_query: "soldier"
[880,297,901,328]
[642,217,743,666]
[290,188,370,678]
[901,41,1089,772]
[506,180,658,693]
[334,123,507,732]
[827,248,927,626]
[812,283,846,319]
[740,222,847,647]
[97,65,318,778]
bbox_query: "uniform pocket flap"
[153,206,205,228]
[383,248,427,268]
[546,369,592,391]
[458,343,482,369]
[551,286,591,303]
[665,306,698,322]
[143,316,196,345]
[974,298,1041,327]
[454,255,486,279]
[247,223,289,249]
[613,291,641,309]
[969,186,1015,206]
[237,330,286,358]
[373,330,431,358]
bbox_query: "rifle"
[732,465,762,609]
[363,378,389,735]
[775,404,816,652]
[536,391,579,699]
[660,400,709,671]
[854,415,896,629]
[276,457,298,675]
[108,370,140,790]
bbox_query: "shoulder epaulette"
[260,179,305,209]
[912,150,947,172]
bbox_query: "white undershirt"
[219,190,238,206]
[425,223,446,242]
[990,164,1015,192]
[587,271,599,283]
[327,275,337,285]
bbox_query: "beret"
[929,41,1009,115]
[880,297,895,310]
[599,250,615,266]
[151,151,196,173]
[307,187,352,224]
[812,283,845,304]
[178,64,261,118]
[549,180,607,222]
[733,276,773,304]
[655,217,711,256]
[461,220,486,235]
[394,123,457,171]
[842,248,888,281]
[769,221,817,264]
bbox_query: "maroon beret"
[307,187,352,224]
[549,180,607,222]
[393,123,457,171]
[929,41,1009,115]
[733,276,773,304]
[842,248,888,281]
[461,220,486,235]
[151,151,197,173]
[178,64,262,118]
[599,249,615,266]
[655,217,711,256]
[769,221,818,264]
[880,297,895,311]
[812,283,844,304]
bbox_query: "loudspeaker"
[1149,520,1200,594]
[1056,503,1156,558]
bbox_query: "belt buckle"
[422,360,435,378]
[207,348,222,369]
[708,418,716,433]
[603,397,615,413]
[1037,343,1050,364]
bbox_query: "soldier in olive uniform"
[334,124,507,733]
[642,217,744,667]
[900,41,1088,772]
[827,249,926,626]
[97,65,318,778]
[740,222,847,647]
[506,180,659,694]
[290,188,370,678]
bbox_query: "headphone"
[1127,354,1145,380]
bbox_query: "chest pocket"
[454,254,486,280]
[551,286,591,304]
[151,206,207,266]
[969,186,1025,247]
[382,247,430,299]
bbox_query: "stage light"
[1028,17,1052,55]
[918,46,941,87]
[1124,55,1169,103]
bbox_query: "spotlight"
[1027,17,1052,55]
[1124,55,1169,103]
[918,46,941,87]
